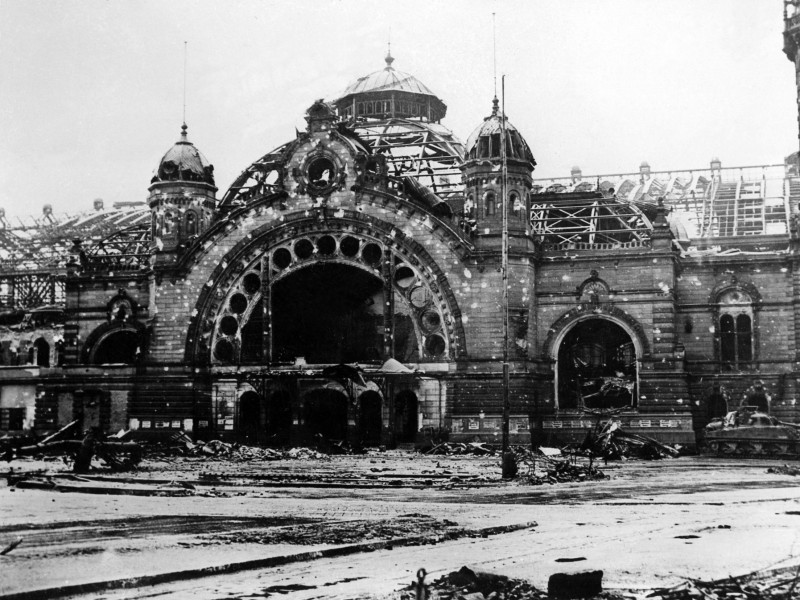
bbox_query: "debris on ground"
[395,566,623,600]
[206,514,464,546]
[579,418,680,461]
[0,537,23,556]
[144,431,331,462]
[513,449,606,485]
[392,564,800,600]
[3,422,142,473]
[424,442,495,456]
[645,564,800,599]
[767,464,800,476]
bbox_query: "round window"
[306,156,337,193]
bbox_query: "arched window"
[185,211,197,237]
[510,192,522,218]
[34,337,50,367]
[485,191,496,217]
[718,290,754,369]
[163,212,173,235]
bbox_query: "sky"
[0,0,796,218]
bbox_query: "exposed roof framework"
[352,118,465,201]
[533,165,793,239]
[530,193,652,250]
[0,206,150,272]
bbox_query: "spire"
[385,44,394,69]
[180,122,188,142]
[491,95,499,116]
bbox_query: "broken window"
[718,291,754,370]
[557,319,637,410]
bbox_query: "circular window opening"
[394,265,415,288]
[242,273,261,295]
[229,293,248,314]
[219,315,239,336]
[273,248,292,270]
[317,235,336,255]
[307,157,336,192]
[295,239,314,260]
[421,309,441,333]
[424,334,446,357]
[409,286,430,308]
[214,339,234,362]
[340,236,359,257]
[362,243,382,266]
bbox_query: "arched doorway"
[394,390,418,442]
[359,390,383,445]
[92,330,139,364]
[33,338,50,367]
[239,391,262,445]
[303,388,348,440]
[557,318,637,410]
[272,263,384,364]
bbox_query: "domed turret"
[148,124,217,262]
[152,123,215,185]
[461,98,536,250]
[334,51,447,122]
[464,98,535,165]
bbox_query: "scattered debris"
[0,537,23,556]
[4,424,142,473]
[514,449,606,485]
[767,464,800,476]
[145,432,331,462]
[580,418,680,461]
[424,442,494,456]
[645,564,800,599]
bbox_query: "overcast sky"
[0,0,795,218]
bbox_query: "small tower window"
[485,191,496,217]
[509,192,521,217]
[185,211,198,237]
[163,212,174,235]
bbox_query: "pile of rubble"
[514,448,607,485]
[398,566,614,600]
[147,432,330,462]
[767,464,800,476]
[423,442,494,456]
[579,419,680,461]
[396,564,800,600]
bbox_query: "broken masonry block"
[547,570,603,599]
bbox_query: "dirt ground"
[2,450,800,599]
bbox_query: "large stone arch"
[185,210,467,364]
[544,306,647,411]
[542,304,651,361]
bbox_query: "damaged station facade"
[4,6,800,450]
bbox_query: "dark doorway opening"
[272,263,383,364]
[558,319,637,410]
[93,330,139,364]
[304,389,348,440]
[359,390,383,445]
[707,387,728,420]
[239,390,294,446]
[394,390,418,442]
[266,390,293,444]
[239,391,262,445]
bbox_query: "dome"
[152,124,215,185]
[334,52,447,122]
[465,98,535,165]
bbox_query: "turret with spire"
[460,98,536,251]
[148,122,217,264]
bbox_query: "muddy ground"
[2,450,800,599]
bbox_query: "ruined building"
[3,6,800,449]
